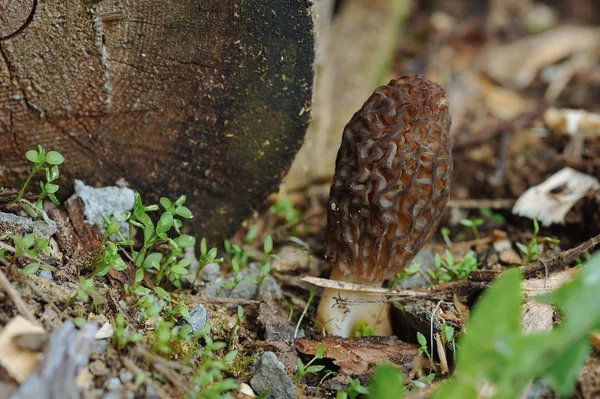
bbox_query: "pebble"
[104,377,122,391]
[250,352,296,399]
[182,304,208,333]
[203,262,283,299]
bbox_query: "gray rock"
[397,248,436,289]
[0,211,57,238]
[119,369,133,384]
[144,383,160,399]
[37,270,54,281]
[70,179,134,236]
[203,262,282,300]
[199,262,221,283]
[182,305,208,333]
[92,339,110,355]
[250,352,296,399]
[104,377,122,391]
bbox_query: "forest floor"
[2,1,600,399]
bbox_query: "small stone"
[144,383,160,399]
[89,360,109,376]
[203,262,282,300]
[239,382,255,397]
[92,339,110,355]
[182,305,208,333]
[199,262,221,282]
[0,211,57,238]
[70,179,134,237]
[119,369,134,384]
[37,270,54,281]
[104,377,122,391]
[500,248,523,265]
[250,352,296,399]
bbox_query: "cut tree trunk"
[0,0,314,242]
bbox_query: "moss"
[228,351,261,379]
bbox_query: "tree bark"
[0,0,314,242]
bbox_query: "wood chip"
[296,336,418,377]
[512,167,600,226]
[521,302,554,334]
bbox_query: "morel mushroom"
[316,75,452,337]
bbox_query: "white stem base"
[316,269,392,338]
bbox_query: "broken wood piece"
[296,336,418,378]
[512,167,600,226]
[0,316,46,383]
[521,268,579,298]
[521,302,554,334]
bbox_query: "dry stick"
[470,232,600,282]
[453,109,545,151]
[0,267,37,323]
[446,198,516,210]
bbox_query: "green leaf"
[175,234,195,248]
[160,197,172,210]
[143,253,163,270]
[170,265,189,275]
[153,286,171,301]
[263,235,273,254]
[315,342,326,358]
[201,238,208,256]
[134,268,145,284]
[156,212,173,235]
[367,364,405,399]
[305,365,325,374]
[72,317,86,327]
[406,263,421,274]
[174,195,187,206]
[516,242,529,255]
[417,332,427,348]
[21,263,40,275]
[45,151,65,165]
[175,206,193,219]
[244,228,258,244]
[25,150,39,163]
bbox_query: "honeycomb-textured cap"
[325,75,452,282]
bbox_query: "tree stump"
[0,0,314,242]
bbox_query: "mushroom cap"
[326,75,452,282]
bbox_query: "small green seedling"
[75,277,104,313]
[516,219,560,265]
[294,342,326,381]
[112,312,144,351]
[269,196,301,225]
[9,233,54,275]
[480,208,504,224]
[189,325,239,399]
[17,146,65,217]
[428,250,480,284]
[440,227,452,247]
[392,263,421,288]
[255,235,277,297]
[294,289,315,339]
[353,320,375,338]
[337,377,370,399]
[417,332,435,370]
[459,218,484,239]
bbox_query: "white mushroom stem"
[316,267,391,338]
